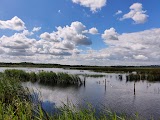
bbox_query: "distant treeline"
[0,62,160,73]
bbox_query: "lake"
[1,67,160,119]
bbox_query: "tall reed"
[4,69,83,86]
[126,72,160,82]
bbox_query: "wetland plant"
[3,69,82,86]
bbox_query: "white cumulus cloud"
[120,3,148,24]
[32,27,41,32]
[102,28,119,41]
[101,28,160,63]
[0,30,36,56]
[40,21,92,46]
[133,55,148,60]
[0,21,96,61]
[0,16,26,31]
[72,0,107,13]
[88,27,98,34]
[115,10,122,15]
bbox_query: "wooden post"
[134,82,135,95]
[84,77,86,87]
[105,79,106,91]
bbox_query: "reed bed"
[126,72,160,82]
[4,69,82,86]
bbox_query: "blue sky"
[0,0,160,65]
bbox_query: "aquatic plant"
[4,69,29,82]
[29,72,37,83]
[126,72,160,82]
[3,69,83,86]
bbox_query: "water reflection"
[42,101,56,115]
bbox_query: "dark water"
[1,67,160,119]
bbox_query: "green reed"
[4,69,82,86]
[126,72,160,82]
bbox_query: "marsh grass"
[4,69,82,86]
[127,72,160,82]
[0,74,33,119]
[52,102,127,120]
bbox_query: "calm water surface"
[1,67,160,119]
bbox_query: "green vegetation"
[4,69,82,86]
[127,73,160,82]
[38,71,82,85]
[0,72,134,120]
[0,73,34,119]
[53,103,128,120]
[126,71,160,82]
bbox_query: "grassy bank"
[4,69,83,86]
[0,73,132,120]
[0,73,34,119]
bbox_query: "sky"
[0,0,160,66]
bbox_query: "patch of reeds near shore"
[126,72,160,82]
[4,69,82,86]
